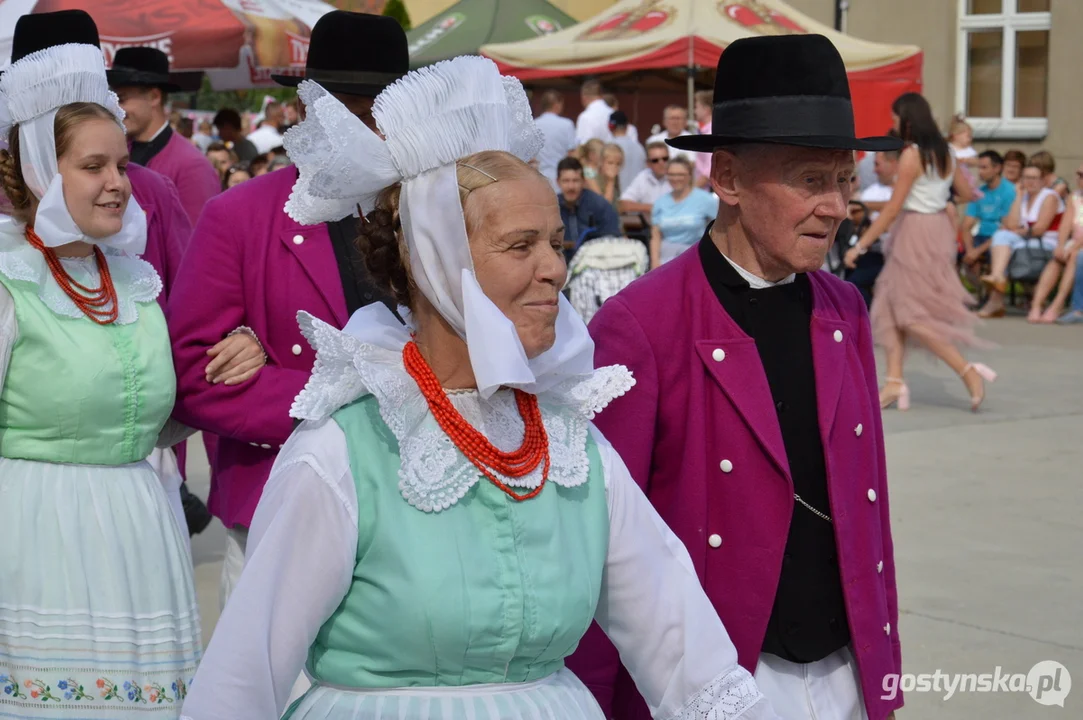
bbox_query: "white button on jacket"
[292,234,304,245]
[867,488,877,502]
[708,534,722,548]
[712,348,726,362]
[719,459,733,473]
[833,329,843,343]
[291,344,302,356]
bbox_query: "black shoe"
[180,484,213,536]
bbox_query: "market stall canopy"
[407,0,574,69]
[0,0,337,90]
[481,0,923,136]
[404,0,613,25]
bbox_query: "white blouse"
[179,415,780,720]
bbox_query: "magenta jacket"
[145,131,221,227]
[566,246,902,720]
[129,163,191,307]
[167,167,347,529]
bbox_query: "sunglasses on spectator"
[649,156,670,163]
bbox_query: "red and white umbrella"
[0,0,337,89]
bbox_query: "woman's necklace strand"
[402,340,550,501]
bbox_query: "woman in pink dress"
[844,93,995,412]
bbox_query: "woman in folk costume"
[0,45,201,716]
[180,57,781,720]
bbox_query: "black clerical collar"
[699,227,752,290]
[130,123,172,167]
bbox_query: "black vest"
[698,234,850,663]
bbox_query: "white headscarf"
[0,43,146,253]
[284,56,596,400]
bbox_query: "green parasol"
[407,0,574,69]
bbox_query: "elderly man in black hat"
[568,35,903,720]
[167,11,408,617]
[108,47,221,225]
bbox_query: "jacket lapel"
[278,223,349,328]
[808,279,853,438]
[696,333,791,482]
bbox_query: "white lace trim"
[667,666,767,720]
[0,226,161,324]
[291,312,634,513]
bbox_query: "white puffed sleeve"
[180,418,359,720]
[0,284,17,394]
[591,425,781,720]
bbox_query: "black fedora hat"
[10,9,100,62]
[668,34,902,153]
[271,11,408,97]
[107,47,182,93]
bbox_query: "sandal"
[961,363,996,412]
[880,377,910,411]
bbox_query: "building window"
[956,0,1051,139]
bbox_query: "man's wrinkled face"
[717,144,855,275]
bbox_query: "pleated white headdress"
[284,55,596,399]
[0,43,146,253]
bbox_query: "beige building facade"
[786,0,1083,174]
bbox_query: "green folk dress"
[179,308,773,720]
[0,227,201,719]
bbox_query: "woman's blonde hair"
[577,138,604,166]
[356,150,538,310]
[0,102,120,224]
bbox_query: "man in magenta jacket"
[567,36,903,720]
[108,47,220,227]
[167,11,409,611]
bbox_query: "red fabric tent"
[482,0,923,138]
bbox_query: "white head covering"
[284,56,596,400]
[0,43,146,253]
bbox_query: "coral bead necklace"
[402,339,550,501]
[25,226,118,325]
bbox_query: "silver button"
[249,442,258,447]
[291,344,302,356]
[292,234,304,245]
[719,459,733,473]
[708,534,723,548]
[260,443,271,449]
[877,560,883,573]
[884,622,891,635]
[867,488,877,502]
[833,329,843,343]
[855,423,863,436]
[712,348,726,362]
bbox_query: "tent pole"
[687,67,695,124]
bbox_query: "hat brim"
[270,73,391,97]
[106,69,182,93]
[667,133,903,153]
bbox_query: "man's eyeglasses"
[649,157,670,164]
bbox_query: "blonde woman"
[578,138,603,185]
[592,143,624,211]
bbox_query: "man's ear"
[710,149,741,207]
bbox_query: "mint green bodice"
[0,274,175,465]
[306,395,610,690]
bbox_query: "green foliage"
[382,0,412,30]
[190,73,297,113]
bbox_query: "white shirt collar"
[148,120,170,142]
[719,250,796,289]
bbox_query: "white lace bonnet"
[0,43,146,254]
[284,55,596,400]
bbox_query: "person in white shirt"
[534,89,578,191]
[646,105,696,163]
[575,79,613,144]
[603,93,638,142]
[846,144,899,305]
[620,141,672,221]
[608,110,645,192]
[246,101,285,154]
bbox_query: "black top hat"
[10,10,100,62]
[668,34,901,153]
[107,47,182,93]
[271,11,408,97]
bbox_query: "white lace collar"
[0,217,161,324]
[290,306,635,513]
